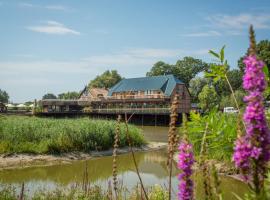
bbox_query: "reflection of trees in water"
[0,150,174,185]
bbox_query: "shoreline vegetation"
[0,116,145,154]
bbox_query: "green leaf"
[263,65,269,78]
[220,45,225,63]
[209,50,220,59]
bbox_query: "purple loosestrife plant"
[178,137,194,200]
[233,26,270,194]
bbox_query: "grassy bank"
[0,116,145,154]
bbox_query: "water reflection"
[0,126,247,199]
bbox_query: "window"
[144,90,153,95]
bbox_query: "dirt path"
[0,142,167,170]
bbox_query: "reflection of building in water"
[136,151,178,178]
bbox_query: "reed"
[166,95,179,200]
[112,115,121,199]
[0,116,144,154]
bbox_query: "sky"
[0,0,270,102]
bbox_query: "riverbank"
[0,142,167,170]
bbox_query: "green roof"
[108,75,183,96]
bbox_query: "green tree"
[173,57,210,87]
[214,69,243,97]
[198,85,219,112]
[89,70,122,89]
[219,95,233,110]
[58,91,80,100]
[189,77,209,102]
[0,89,9,103]
[146,57,209,87]
[238,40,270,74]
[146,61,173,76]
[42,93,57,100]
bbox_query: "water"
[0,126,247,199]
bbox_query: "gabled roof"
[108,75,183,96]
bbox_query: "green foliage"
[0,116,144,154]
[238,40,270,74]
[205,46,229,83]
[0,184,169,200]
[0,89,9,103]
[219,90,246,109]
[148,185,169,200]
[42,93,57,100]
[198,85,219,112]
[147,57,210,87]
[186,110,238,160]
[214,69,243,97]
[146,61,173,77]
[58,91,80,100]
[189,77,209,102]
[89,70,122,89]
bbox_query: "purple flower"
[178,139,194,200]
[233,55,270,185]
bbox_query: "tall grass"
[0,116,145,154]
[0,184,168,200]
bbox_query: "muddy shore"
[0,142,167,170]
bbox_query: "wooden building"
[40,75,191,115]
[79,87,108,101]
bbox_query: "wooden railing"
[90,107,171,114]
[88,94,167,101]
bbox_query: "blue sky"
[0,0,270,102]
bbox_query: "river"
[0,126,247,199]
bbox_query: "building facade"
[40,75,191,115]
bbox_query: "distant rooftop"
[108,75,183,96]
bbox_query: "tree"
[219,90,246,110]
[58,91,80,100]
[198,85,219,112]
[89,70,122,89]
[146,61,173,76]
[189,77,209,102]
[0,89,9,103]
[238,40,270,74]
[146,57,209,87]
[42,93,57,100]
[214,69,243,97]
[173,57,210,87]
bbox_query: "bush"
[184,110,238,160]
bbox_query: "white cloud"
[19,3,69,11]
[207,14,270,30]
[27,21,80,35]
[82,48,208,66]
[0,48,209,102]
[45,5,68,11]
[19,3,34,7]
[180,30,221,37]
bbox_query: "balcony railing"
[90,107,171,114]
[89,94,168,101]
